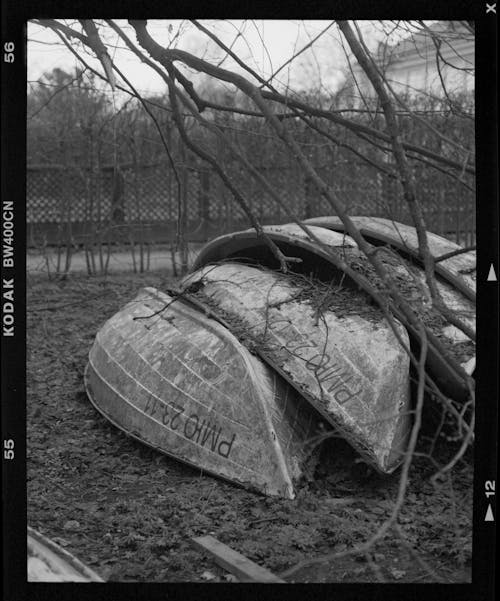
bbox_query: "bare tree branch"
[337,21,475,342]
[281,323,431,579]
[130,18,475,355]
[128,19,476,175]
[80,20,116,89]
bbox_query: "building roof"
[380,21,473,65]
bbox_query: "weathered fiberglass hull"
[304,217,476,373]
[182,263,412,473]
[85,287,323,499]
[303,216,476,299]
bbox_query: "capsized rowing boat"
[303,216,476,298]
[191,222,474,401]
[303,216,476,373]
[182,263,412,473]
[85,287,324,499]
[27,527,104,582]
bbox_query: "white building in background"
[348,21,474,102]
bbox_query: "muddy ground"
[27,271,473,583]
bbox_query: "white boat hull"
[85,287,324,499]
[182,264,412,473]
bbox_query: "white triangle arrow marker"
[485,504,494,521]
[487,264,497,281]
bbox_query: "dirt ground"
[27,271,473,583]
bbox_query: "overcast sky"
[27,20,395,99]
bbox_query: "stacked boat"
[85,217,475,499]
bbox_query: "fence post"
[178,140,189,273]
[111,167,125,224]
[439,189,445,238]
[62,167,73,274]
[198,169,210,239]
[304,176,314,219]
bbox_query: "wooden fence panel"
[27,161,475,246]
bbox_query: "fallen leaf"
[63,520,80,531]
[390,568,406,580]
[201,570,217,581]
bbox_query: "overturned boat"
[304,217,476,374]
[27,527,104,582]
[303,216,476,298]
[182,263,412,473]
[191,222,475,400]
[84,216,474,496]
[85,287,324,499]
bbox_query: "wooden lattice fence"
[27,160,475,248]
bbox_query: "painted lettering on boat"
[266,321,362,406]
[144,395,235,458]
[304,352,362,405]
[184,414,235,458]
